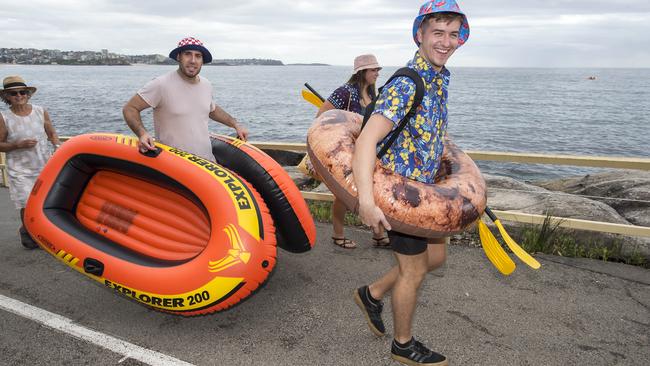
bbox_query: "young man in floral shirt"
[352,1,470,365]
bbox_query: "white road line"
[0,294,194,366]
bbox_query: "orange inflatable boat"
[210,134,316,253]
[25,134,277,315]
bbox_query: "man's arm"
[352,114,394,234]
[122,94,155,151]
[208,104,248,141]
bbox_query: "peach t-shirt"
[138,70,216,160]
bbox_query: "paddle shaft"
[304,83,325,102]
[484,207,498,222]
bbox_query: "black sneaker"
[353,286,385,336]
[391,338,447,366]
[19,226,39,250]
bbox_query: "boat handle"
[83,258,105,276]
[140,147,162,158]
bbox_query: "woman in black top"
[316,54,387,249]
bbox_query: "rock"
[261,149,304,166]
[312,182,331,193]
[283,165,315,189]
[537,171,650,227]
[486,174,629,224]
[484,174,650,258]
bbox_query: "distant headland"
[0,47,284,66]
[287,63,330,66]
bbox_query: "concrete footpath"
[0,188,648,366]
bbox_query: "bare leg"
[368,238,447,301]
[426,239,447,271]
[331,198,347,238]
[392,250,428,343]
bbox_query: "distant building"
[0,47,283,66]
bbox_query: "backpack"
[361,67,425,159]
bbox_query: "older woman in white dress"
[0,75,61,249]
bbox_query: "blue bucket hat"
[412,0,470,47]
[169,37,213,64]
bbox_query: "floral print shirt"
[327,83,364,114]
[373,51,450,184]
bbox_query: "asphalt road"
[0,188,648,366]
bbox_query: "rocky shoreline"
[264,149,650,259]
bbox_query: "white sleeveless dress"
[1,105,53,209]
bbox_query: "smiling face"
[416,15,462,72]
[177,50,203,80]
[2,88,31,106]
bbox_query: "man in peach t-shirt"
[123,37,248,161]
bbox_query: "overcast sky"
[2,0,650,67]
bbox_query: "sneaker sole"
[391,354,448,366]
[19,229,40,250]
[353,290,385,337]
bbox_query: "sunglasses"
[7,90,30,96]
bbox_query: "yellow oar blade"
[493,220,541,269]
[301,89,323,108]
[478,220,515,275]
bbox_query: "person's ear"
[416,27,423,44]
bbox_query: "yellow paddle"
[478,219,516,275]
[302,89,323,108]
[484,207,541,269]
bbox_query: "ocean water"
[1,64,648,180]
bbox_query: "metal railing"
[256,142,650,238]
[0,152,7,188]
[2,139,649,237]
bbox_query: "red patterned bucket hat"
[412,0,470,47]
[169,37,213,63]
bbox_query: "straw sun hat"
[1,75,37,96]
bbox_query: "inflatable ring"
[25,134,276,315]
[307,110,487,238]
[210,134,316,253]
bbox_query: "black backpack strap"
[361,67,425,159]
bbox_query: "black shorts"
[388,231,429,255]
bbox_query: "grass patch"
[307,200,363,226]
[520,211,564,254]
[518,212,647,268]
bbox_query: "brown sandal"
[332,237,357,249]
[372,235,391,249]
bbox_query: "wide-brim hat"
[169,37,213,64]
[353,54,382,73]
[1,75,37,95]
[412,0,470,47]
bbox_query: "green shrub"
[515,213,646,267]
[520,211,564,254]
